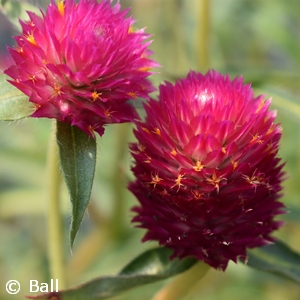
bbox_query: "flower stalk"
[198,0,210,71]
[111,123,131,237]
[152,262,210,300]
[47,121,66,288]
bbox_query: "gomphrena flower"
[129,70,285,270]
[5,0,158,136]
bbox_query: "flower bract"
[5,0,157,136]
[129,70,286,270]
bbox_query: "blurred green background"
[0,0,300,299]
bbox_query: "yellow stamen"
[91,91,102,101]
[104,108,115,119]
[52,84,62,97]
[170,149,177,156]
[137,144,146,152]
[104,112,111,118]
[88,125,96,137]
[242,171,266,192]
[193,160,204,172]
[255,100,265,113]
[142,127,150,134]
[172,174,185,192]
[191,189,203,200]
[264,142,277,155]
[152,127,161,136]
[128,26,135,33]
[143,154,152,164]
[149,173,162,189]
[250,133,264,145]
[206,172,227,193]
[127,91,137,99]
[138,66,151,72]
[58,0,65,16]
[29,75,37,83]
[25,32,37,46]
[266,124,280,135]
[231,159,238,170]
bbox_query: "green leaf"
[26,247,198,300]
[119,247,197,276]
[0,74,34,120]
[246,240,300,284]
[56,121,96,247]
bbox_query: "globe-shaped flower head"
[5,0,158,136]
[129,70,285,270]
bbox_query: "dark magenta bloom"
[129,70,285,270]
[5,0,158,136]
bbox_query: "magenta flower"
[5,0,157,136]
[129,70,285,270]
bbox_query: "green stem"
[111,123,131,238]
[152,262,210,300]
[47,121,66,288]
[198,0,210,71]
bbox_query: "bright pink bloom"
[5,0,157,136]
[129,70,285,270]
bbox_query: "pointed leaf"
[0,74,34,120]
[56,121,96,246]
[119,247,197,276]
[246,240,300,283]
[26,247,198,300]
